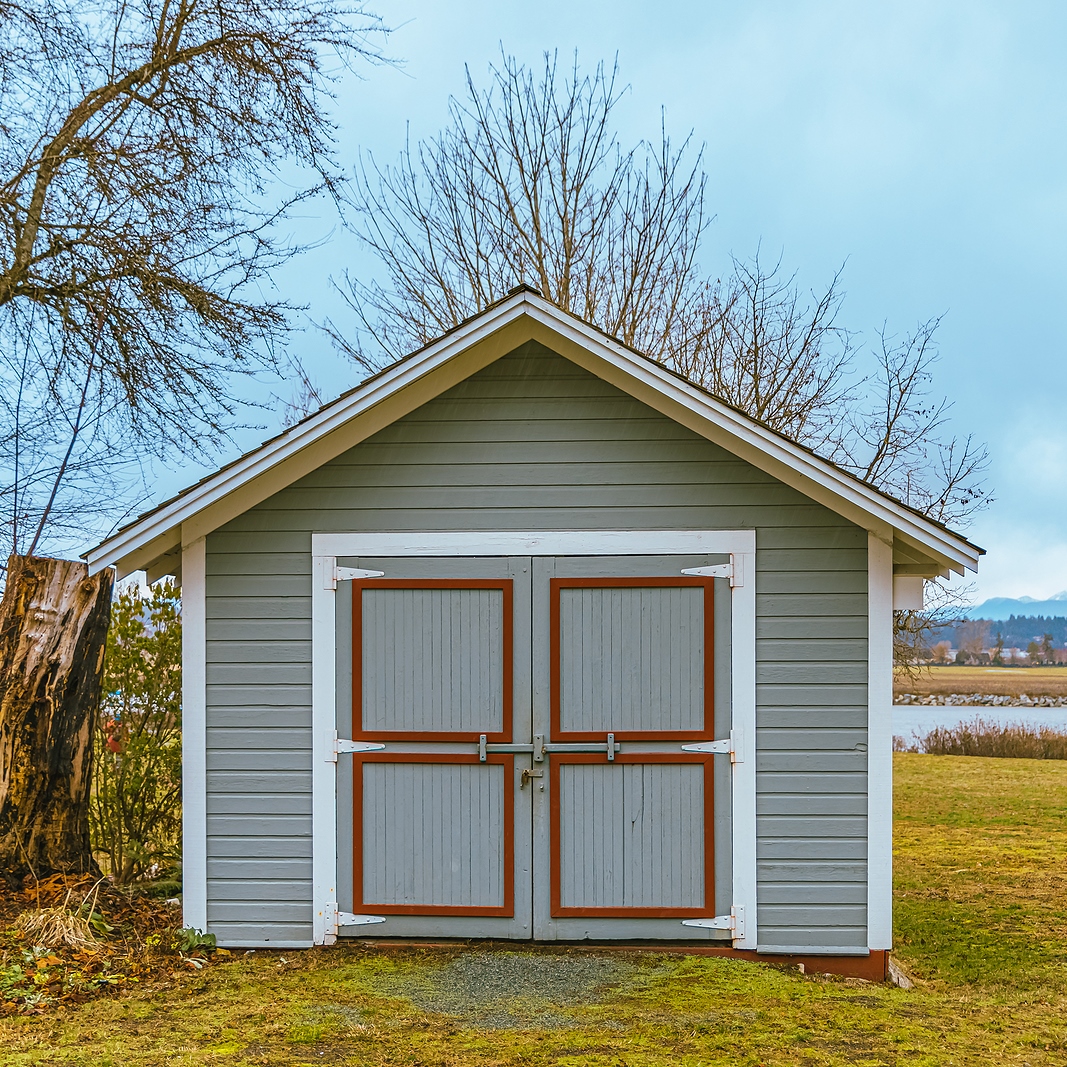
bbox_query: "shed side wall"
[204,341,868,947]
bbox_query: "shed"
[88,288,981,978]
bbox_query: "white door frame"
[310,529,757,949]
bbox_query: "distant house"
[88,289,982,980]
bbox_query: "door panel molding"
[550,576,714,742]
[352,578,513,742]
[549,752,715,918]
[352,752,515,917]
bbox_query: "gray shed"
[88,288,981,979]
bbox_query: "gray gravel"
[383,949,639,1030]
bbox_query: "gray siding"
[205,340,867,947]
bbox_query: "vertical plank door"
[335,557,534,939]
[532,556,734,941]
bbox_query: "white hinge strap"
[324,563,385,590]
[681,728,744,763]
[681,906,745,938]
[336,566,385,581]
[324,901,386,935]
[337,911,386,928]
[327,731,386,763]
[681,555,743,587]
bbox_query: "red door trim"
[352,752,516,917]
[549,576,714,742]
[352,578,513,742]
[549,752,715,919]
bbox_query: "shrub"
[916,717,1067,759]
[90,580,182,884]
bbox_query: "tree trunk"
[0,555,114,882]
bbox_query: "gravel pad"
[388,950,637,1029]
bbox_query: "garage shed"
[88,287,981,978]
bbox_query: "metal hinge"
[325,564,385,590]
[681,728,744,763]
[328,731,386,763]
[337,911,386,928]
[324,900,386,935]
[681,906,745,938]
[681,555,743,587]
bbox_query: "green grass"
[3,753,1067,1066]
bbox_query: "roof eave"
[86,290,982,578]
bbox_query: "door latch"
[520,769,544,788]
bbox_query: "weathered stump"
[0,555,114,881]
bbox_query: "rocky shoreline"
[894,693,1067,707]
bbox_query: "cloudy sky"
[212,1,1067,603]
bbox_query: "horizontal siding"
[205,340,867,948]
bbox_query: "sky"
[171,1,1067,604]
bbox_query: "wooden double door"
[334,554,734,941]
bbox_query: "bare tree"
[339,50,989,535]
[335,51,714,368]
[0,0,388,558]
[0,0,387,878]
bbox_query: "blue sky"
[205,1,1067,603]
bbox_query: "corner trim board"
[312,554,339,946]
[180,535,208,933]
[867,532,894,950]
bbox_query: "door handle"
[520,769,544,788]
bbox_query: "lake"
[892,704,1067,741]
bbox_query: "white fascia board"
[85,297,537,575]
[519,304,981,574]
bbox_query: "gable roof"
[86,287,983,579]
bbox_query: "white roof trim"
[86,289,981,576]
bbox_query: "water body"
[892,704,1067,742]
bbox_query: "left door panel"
[335,556,533,938]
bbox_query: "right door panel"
[533,555,733,941]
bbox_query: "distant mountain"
[963,592,1067,620]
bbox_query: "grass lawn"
[3,753,1067,1066]
[895,665,1067,699]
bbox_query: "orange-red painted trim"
[549,752,715,918]
[549,576,715,742]
[352,578,513,742]
[352,752,515,917]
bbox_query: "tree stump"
[0,555,114,881]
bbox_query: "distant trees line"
[926,616,1067,665]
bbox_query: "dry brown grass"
[13,909,99,951]
[11,882,104,950]
[913,717,1067,759]
[895,665,1067,698]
